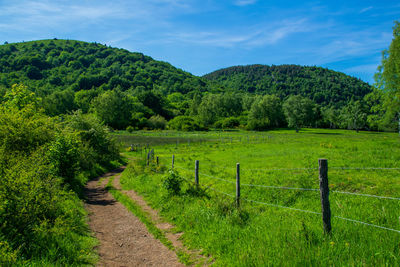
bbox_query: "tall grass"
[119,129,400,266]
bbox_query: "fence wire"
[331,190,400,200]
[175,164,400,200]
[147,163,400,234]
[203,184,400,234]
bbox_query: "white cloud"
[164,18,312,48]
[360,6,373,13]
[234,0,257,6]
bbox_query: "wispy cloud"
[165,18,312,48]
[234,0,257,7]
[360,6,373,13]
[314,30,392,64]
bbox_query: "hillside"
[0,39,209,97]
[203,64,373,108]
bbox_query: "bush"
[147,115,167,130]
[65,111,119,166]
[214,117,240,129]
[167,116,205,131]
[126,125,134,133]
[162,170,183,195]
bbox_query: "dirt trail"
[84,167,184,267]
[112,174,211,266]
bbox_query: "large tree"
[374,21,400,131]
[283,95,315,132]
[247,94,284,130]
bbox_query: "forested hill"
[203,64,373,108]
[0,39,209,97]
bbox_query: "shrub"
[162,170,183,195]
[214,117,240,129]
[126,125,134,133]
[167,116,205,131]
[147,115,167,130]
[65,110,119,166]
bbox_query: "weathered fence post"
[236,163,240,208]
[172,155,175,169]
[195,160,199,186]
[319,158,331,234]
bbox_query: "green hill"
[203,64,373,108]
[0,39,209,97]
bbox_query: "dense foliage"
[0,39,388,133]
[0,84,121,265]
[203,64,373,108]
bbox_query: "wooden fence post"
[172,155,175,169]
[156,156,159,166]
[195,160,199,186]
[319,158,331,234]
[236,163,240,208]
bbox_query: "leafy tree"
[283,95,315,132]
[90,89,133,129]
[74,88,102,113]
[339,101,367,132]
[321,106,340,129]
[138,90,170,119]
[42,89,76,116]
[247,94,284,130]
[374,21,400,131]
[375,21,400,94]
[3,84,41,111]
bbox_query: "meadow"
[117,129,400,266]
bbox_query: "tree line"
[0,22,399,133]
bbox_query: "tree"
[90,90,132,129]
[374,21,400,132]
[247,94,284,130]
[375,21,400,94]
[340,101,367,132]
[283,95,315,132]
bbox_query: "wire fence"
[175,171,400,234]
[141,152,400,234]
[174,164,400,200]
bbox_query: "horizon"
[1,0,399,84]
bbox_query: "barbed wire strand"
[241,197,400,234]
[245,167,318,172]
[241,197,322,215]
[330,167,400,171]
[241,183,319,191]
[205,185,235,198]
[331,190,400,200]
[334,216,400,234]
[165,165,400,200]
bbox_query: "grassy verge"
[105,176,193,265]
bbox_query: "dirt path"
[111,175,210,265]
[84,167,184,267]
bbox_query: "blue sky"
[0,0,399,84]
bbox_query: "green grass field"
[117,129,400,266]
